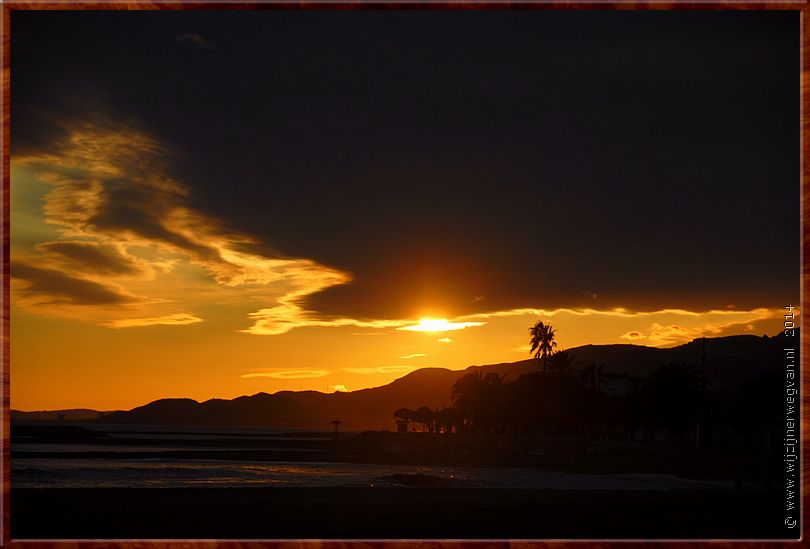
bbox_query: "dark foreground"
[12,487,793,540]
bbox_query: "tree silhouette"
[451,371,507,433]
[434,406,463,433]
[413,406,435,432]
[579,361,607,391]
[547,349,579,375]
[506,371,587,434]
[394,407,413,420]
[529,321,557,373]
[393,407,414,430]
[641,362,701,438]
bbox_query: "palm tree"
[451,371,506,433]
[529,321,557,373]
[394,407,414,421]
[394,407,414,431]
[413,406,435,432]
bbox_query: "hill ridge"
[12,333,791,429]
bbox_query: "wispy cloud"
[377,365,414,374]
[458,306,779,321]
[396,319,484,332]
[242,307,403,336]
[105,313,203,329]
[11,262,137,306]
[341,365,414,375]
[399,353,426,359]
[242,370,330,380]
[11,118,353,333]
[10,117,789,345]
[461,307,657,320]
[37,241,146,276]
[456,306,785,347]
[341,367,378,375]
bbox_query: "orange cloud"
[457,307,759,320]
[105,313,203,329]
[242,370,330,380]
[11,118,791,347]
[646,323,694,346]
[457,306,785,347]
[11,119,352,333]
[397,318,485,333]
[36,240,147,276]
[341,365,414,375]
[11,262,137,307]
[376,365,414,374]
[241,303,404,336]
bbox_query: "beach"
[11,424,793,540]
[12,487,788,539]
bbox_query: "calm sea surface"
[12,457,735,491]
[11,423,734,491]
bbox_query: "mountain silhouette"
[10,408,117,422]
[13,333,793,430]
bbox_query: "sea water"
[11,423,735,491]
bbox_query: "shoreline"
[10,448,754,481]
[10,435,766,482]
[12,428,772,481]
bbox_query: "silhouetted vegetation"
[394,326,793,454]
[529,321,557,373]
[631,362,701,439]
[394,406,445,432]
[448,364,589,435]
[579,361,606,391]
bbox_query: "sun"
[411,318,453,332]
[397,317,485,333]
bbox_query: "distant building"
[330,420,342,433]
[395,419,409,433]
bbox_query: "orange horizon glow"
[9,122,796,412]
[10,301,793,411]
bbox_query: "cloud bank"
[11,116,793,349]
[11,118,351,333]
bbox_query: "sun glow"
[398,317,485,333]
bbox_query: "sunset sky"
[10,10,799,411]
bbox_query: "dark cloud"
[175,33,216,50]
[9,105,71,157]
[37,241,143,276]
[87,183,224,263]
[11,263,136,306]
[10,10,799,320]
